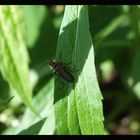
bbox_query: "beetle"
[48,60,74,82]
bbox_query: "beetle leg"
[39,61,48,71]
[55,71,60,78]
[61,61,72,67]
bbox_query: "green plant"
[0,5,104,135]
[1,5,140,135]
[54,5,104,134]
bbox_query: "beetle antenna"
[39,61,49,71]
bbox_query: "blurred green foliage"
[0,5,140,135]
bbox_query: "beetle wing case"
[49,60,74,82]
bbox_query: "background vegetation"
[0,5,140,135]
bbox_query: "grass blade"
[94,14,128,49]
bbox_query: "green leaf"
[39,109,55,135]
[18,118,46,135]
[0,96,14,111]
[13,78,54,135]
[54,5,104,135]
[94,14,128,49]
[89,5,123,37]
[0,6,38,116]
[2,78,54,135]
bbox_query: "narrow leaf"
[94,14,128,49]
[18,118,46,135]
[0,6,38,115]
[0,96,14,111]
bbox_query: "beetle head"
[48,60,58,68]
